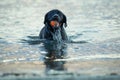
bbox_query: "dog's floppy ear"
[63,14,67,27]
[44,13,48,24]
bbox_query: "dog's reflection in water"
[43,41,67,71]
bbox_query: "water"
[0,0,120,79]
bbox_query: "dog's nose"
[52,14,61,22]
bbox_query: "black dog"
[39,9,68,42]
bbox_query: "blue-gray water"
[0,0,120,79]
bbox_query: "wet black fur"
[39,9,68,41]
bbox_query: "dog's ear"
[44,13,48,24]
[63,14,67,27]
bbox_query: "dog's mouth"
[50,21,60,28]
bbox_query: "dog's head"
[44,9,67,29]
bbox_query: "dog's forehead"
[47,10,62,16]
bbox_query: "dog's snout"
[50,14,60,21]
[52,14,60,21]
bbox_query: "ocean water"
[0,0,120,79]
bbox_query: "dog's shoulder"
[39,26,52,39]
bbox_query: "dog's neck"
[51,29,62,42]
[45,23,62,42]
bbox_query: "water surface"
[0,0,120,79]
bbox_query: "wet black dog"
[39,9,68,42]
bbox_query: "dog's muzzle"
[49,14,62,30]
[50,21,60,27]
